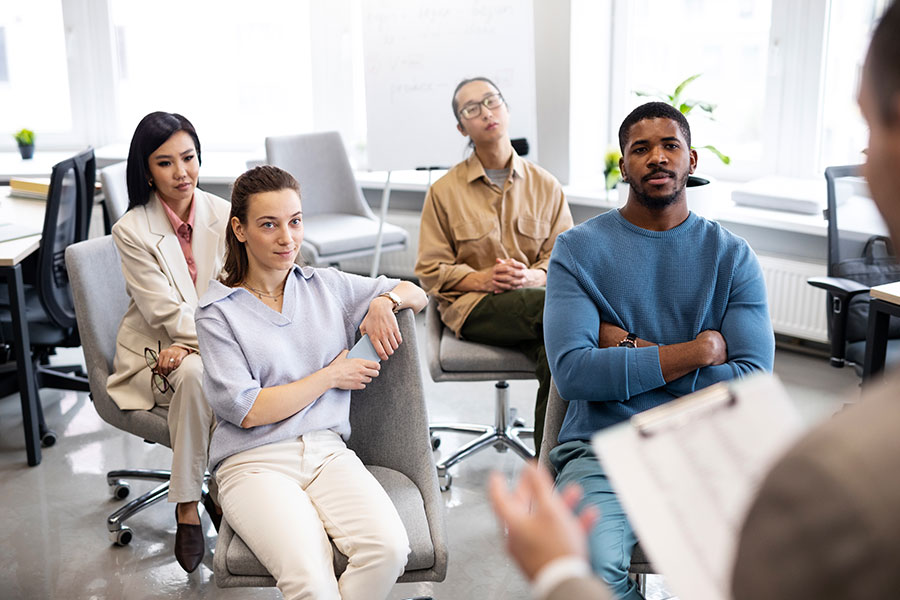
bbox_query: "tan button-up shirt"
[415,151,573,335]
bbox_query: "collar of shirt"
[198,264,315,308]
[159,193,196,243]
[464,149,526,185]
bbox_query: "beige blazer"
[107,189,231,410]
[546,575,612,600]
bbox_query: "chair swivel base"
[429,381,535,491]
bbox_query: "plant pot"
[686,174,719,218]
[18,144,34,160]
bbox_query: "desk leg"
[7,264,41,466]
[863,300,890,382]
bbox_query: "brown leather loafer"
[174,510,205,573]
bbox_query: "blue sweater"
[544,210,774,444]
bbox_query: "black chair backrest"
[824,165,864,275]
[37,148,96,330]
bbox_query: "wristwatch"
[617,332,637,348]
[378,291,402,313]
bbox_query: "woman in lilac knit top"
[195,166,426,600]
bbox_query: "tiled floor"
[0,314,859,600]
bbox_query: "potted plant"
[604,147,623,203]
[14,129,35,160]
[635,74,729,214]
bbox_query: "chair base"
[429,381,535,491]
[105,468,215,547]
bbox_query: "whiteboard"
[362,0,537,172]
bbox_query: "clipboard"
[592,373,804,600]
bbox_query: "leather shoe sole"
[202,494,222,532]
[174,513,205,573]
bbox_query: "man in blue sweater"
[543,101,775,599]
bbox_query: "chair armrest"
[807,276,870,299]
[807,276,871,367]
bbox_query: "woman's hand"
[327,349,381,390]
[156,345,190,376]
[359,297,402,360]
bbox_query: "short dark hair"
[221,165,301,288]
[451,76,504,126]
[125,112,202,210]
[618,101,692,153]
[865,1,900,125]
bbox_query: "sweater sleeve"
[195,306,261,427]
[665,246,775,396]
[544,237,666,402]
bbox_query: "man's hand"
[489,463,598,582]
[696,329,727,366]
[456,259,547,294]
[359,296,402,360]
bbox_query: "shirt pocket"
[452,218,498,265]
[516,216,551,259]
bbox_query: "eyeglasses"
[458,93,505,120]
[144,341,172,394]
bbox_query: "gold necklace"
[242,278,286,300]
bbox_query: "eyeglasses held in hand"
[144,341,172,394]
[459,93,505,120]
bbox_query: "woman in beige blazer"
[107,112,230,573]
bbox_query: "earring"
[148,179,154,188]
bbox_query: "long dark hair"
[221,165,301,287]
[125,112,201,210]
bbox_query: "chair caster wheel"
[437,467,452,492]
[110,481,130,500]
[512,417,526,428]
[40,428,57,447]
[110,526,133,546]
[430,434,441,451]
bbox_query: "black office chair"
[807,165,900,376]
[0,148,96,445]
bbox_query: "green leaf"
[698,144,731,165]
[673,73,702,99]
[678,102,692,115]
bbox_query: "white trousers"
[155,353,215,503]
[215,430,410,600]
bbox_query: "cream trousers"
[154,352,214,503]
[215,430,410,600]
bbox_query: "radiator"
[339,210,422,279]
[757,254,828,343]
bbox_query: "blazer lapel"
[146,194,199,306]
[191,190,224,298]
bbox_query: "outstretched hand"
[489,462,598,581]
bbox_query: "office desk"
[0,187,47,466]
[0,152,79,185]
[863,282,900,381]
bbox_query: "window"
[818,0,891,170]
[0,0,73,141]
[109,0,315,150]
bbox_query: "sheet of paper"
[592,373,804,600]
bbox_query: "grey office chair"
[0,148,96,446]
[540,379,654,595]
[65,236,214,546]
[265,131,408,268]
[99,161,128,234]
[213,308,448,590]
[425,297,535,490]
[808,165,900,375]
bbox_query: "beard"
[629,169,690,209]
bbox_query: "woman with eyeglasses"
[107,111,230,573]
[414,76,573,456]
[194,165,426,600]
